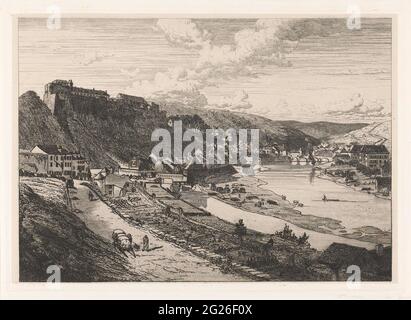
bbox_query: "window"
[50,155,53,161]
[50,162,53,167]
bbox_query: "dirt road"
[71,182,245,281]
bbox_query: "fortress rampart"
[43,79,163,116]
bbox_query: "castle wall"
[43,92,57,114]
[40,80,170,167]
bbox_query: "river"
[203,164,391,251]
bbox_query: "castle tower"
[43,83,57,114]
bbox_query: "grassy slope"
[19,178,143,282]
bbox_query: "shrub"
[275,224,310,247]
[234,219,247,242]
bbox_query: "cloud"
[155,19,211,49]
[76,51,114,66]
[120,67,141,78]
[212,90,253,111]
[194,20,296,74]
[128,18,348,109]
[127,66,209,107]
[148,86,208,108]
[275,18,346,41]
[325,93,390,119]
[320,67,390,76]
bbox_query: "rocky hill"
[328,121,391,151]
[19,89,169,167]
[19,91,76,151]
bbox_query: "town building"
[313,149,334,162]
[90,168,108,188]
[157,173,187,185]
[349,144,363,160]
[30,144,89,178]
[288,149,302,159]
[319,242,390,281]
[118,160,140,175]
[102,174,130,197]
[355,145,390,169]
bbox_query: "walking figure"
[142,235,149,251]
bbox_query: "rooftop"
[33,144,73,155]
[319,243,372,267]
[104,174,130,188]
[360,145,389,154]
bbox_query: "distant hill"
[277,120,369,140]
[19,85,324,168]
[160,105,320,149]
[328,121,391,151]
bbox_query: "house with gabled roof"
[102,174,130,197]
[30,144,89,178]
[353,145,390,169]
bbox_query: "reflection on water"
[309,167,316,184]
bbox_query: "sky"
[18,17,392,123]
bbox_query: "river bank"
[82,181,339,281]
[18,176,392,281]
[316,170,392,201]
[200,166,391,247]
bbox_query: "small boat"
[313,199,367,203]
[321,195,339,202]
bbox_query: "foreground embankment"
[19,177,143,282]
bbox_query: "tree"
[275,224,296,241]
[297,232,310,247]
[275,224,311,247]
[234,219,247,243]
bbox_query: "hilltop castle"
[43,79,161,115]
